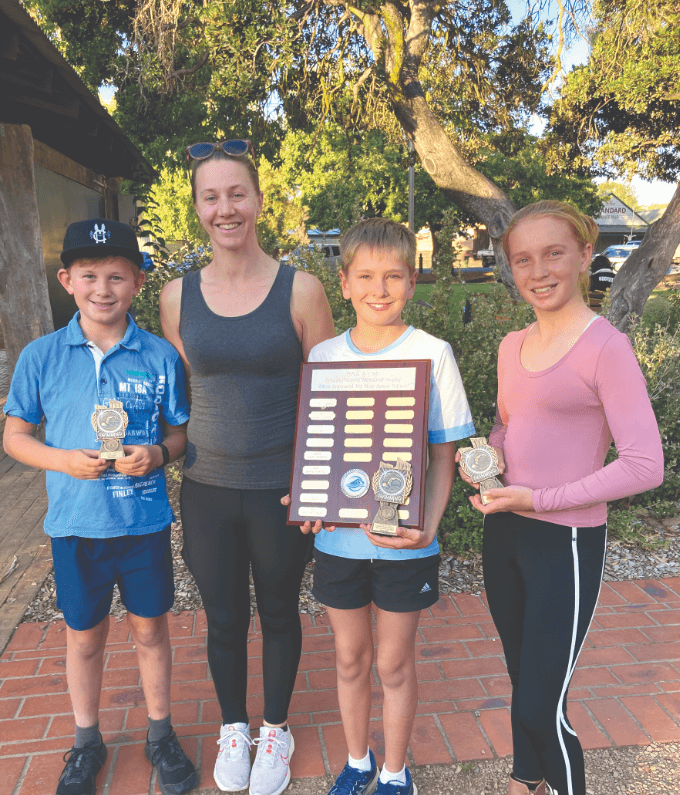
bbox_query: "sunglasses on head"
[185,139,256,165]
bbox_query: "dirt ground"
[285,743,680,795]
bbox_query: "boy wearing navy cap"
[3,219,197,795]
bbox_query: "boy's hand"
[64,449,111,480]
[361,523,436,551]
[114,445,163,477]
[455,446,506,489]
[280,494,336,534]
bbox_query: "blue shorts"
[51,527,175,631]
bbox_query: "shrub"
[605,319,680,545]
[132,243,209,337]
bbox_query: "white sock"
[380,765,407,785]
[348,749,372,772]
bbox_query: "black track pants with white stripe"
[483,512,607,795]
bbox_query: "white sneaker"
[249,726,294,795]
[214,723,253,792]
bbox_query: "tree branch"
[170,49,209,78]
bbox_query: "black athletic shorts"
[312,547,440,613]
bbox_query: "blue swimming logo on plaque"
[340,469,370,499]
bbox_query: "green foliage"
[280,126,451,234]
[132,244,209,337]
[624,319,680,507]
[547,0,680,180]
[474,133,603,217]
[151,167,206,244]
[597,181,642,211]
[603,316,680,545]
[606,506,672,550]
[667,288,680,327]
[286,248,356,334]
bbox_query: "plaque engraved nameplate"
[288,360,431,530]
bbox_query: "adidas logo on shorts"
[420,583,431,593]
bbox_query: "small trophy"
[371,458,413,536]
[91,399,129,459]
[458,437,502,504]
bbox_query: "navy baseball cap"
[60,218,144,268]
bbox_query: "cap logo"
[90,223,111,244]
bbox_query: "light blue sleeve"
[428,342,475,444]
[3,344,45,425]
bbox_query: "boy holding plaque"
[3,219,197,795]
[286,218,475,795]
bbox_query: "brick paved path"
[2,578,680,794]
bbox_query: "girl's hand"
[455,446,506,489]
[361,523,436,550]
[468,485,534,514]
[280,494,335,534]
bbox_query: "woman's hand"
[455,446,506,489]
[361,523,436,551]
[280,494,336,534]
[468,485,534,515]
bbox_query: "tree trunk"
[0,124,54,380]
[392,91,518,298]
[607,184,680,332]
[355,1,520,298]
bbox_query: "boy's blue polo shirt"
[4,313,190,539]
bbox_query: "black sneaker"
[56,738,107,795]
[144,730,198,795]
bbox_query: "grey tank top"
[179,265,303,488]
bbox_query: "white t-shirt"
[309,326,475,560]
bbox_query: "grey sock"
[148,714,172,743]
[74,722,100,749]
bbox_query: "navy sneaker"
[375,767,417,795]
[56,737,107,795]
[144,729,198,795]
[327,749,379,795]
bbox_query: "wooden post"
[0,124,54,380]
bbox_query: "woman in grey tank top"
[159,144,334,795]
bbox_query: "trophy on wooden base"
[370,458,413,536]
[91,399,128,459]
[458,437,502,504]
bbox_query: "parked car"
[280,243,340,268]
[475,247,496,267]
[597,242,640,271]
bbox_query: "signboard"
[595,194,649,229]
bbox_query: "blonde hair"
[190,149,260,202]
[502,200,598,303]
[340,218,416,273]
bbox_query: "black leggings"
[180,477,310,725]
[483,512,606,795]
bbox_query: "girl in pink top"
[457,201,663,795]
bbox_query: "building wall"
[34,165,104,328]
[31,141,132,329]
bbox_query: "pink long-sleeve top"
[488,316,664,527]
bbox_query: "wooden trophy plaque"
[287,360,431,530]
